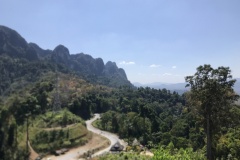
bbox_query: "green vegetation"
[15,109,91,155]
[96,145,205,160]
[96,87,189,147]
[0,72,105,158]
[29,110,89,153]
[33,109,84,128]
[152,145,205,160]
[97,152,150,160]
[94,66,240,159]
[30,123,90,153]
[1,63,240,159]
[185,65,239,160]
[1,25,240,159]
[0,27,240,159]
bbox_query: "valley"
[0,26,239,160]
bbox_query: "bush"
[152,145,205,160]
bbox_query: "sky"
[0,0,240,84]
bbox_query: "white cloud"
[119,61,135,65]
[138,73,145,76]
[163,73,172,76]
[149,64,161,68]
[172,66,177,69]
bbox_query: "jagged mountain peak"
[106,61,117,67]
[51,44,70,63]
[53,44,70,55]
[0,25,28,49]
[0,25,38,60]
[105,61,118,74]
[0,25,132,87]
[104,61,128,81]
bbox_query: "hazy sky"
[1,0,240,84]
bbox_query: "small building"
[54,148,69,155]
[110,141,124,152]
[54,150,62,155]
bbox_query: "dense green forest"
[97,65,240,160]
[1,69,239,159]
[0,26,240,160]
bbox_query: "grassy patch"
[19,110,91,154]
[33,109,85,128]
[30,123,90,153]
[92,119,102,129]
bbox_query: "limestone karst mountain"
[0,25,132,95]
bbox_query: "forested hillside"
[95,65,240,159]
[0,25,132,159]
[0,25,132,96]
[0,25,240,160]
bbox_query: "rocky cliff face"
[52,45,71,65]
[104,61,127,80]
[0,25,132,87]
[28,42,52,59]
[0,26,38,60]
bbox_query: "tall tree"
[185,64,239,160]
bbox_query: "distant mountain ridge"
[235,78,240,94]
[0,25,132,91]
[134,78,240,94]
[133,82,189,94]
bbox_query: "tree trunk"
[207,113,212,160]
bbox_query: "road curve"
[43,114,126,160]
[86,114,127,157]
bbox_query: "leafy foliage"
[185,64,239,159]
[30,123,89,153]
[95,87,192,148]
[1,33,240,160]
[152,145,205,160]
[97,152,150,160]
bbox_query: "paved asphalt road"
[86,114,127,157]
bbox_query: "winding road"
[86,114,127,157]
[42,113,126,160]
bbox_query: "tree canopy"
[185,64,239,159]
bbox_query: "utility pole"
[52,74,61,113]
[52,59,61,113]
